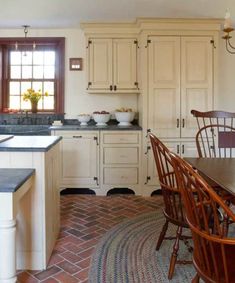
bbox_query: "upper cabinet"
[148,36,213,139]
[86,38,139,93]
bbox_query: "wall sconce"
[69,58,82,71]
[222,10,235,54]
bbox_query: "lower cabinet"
[53,131,99,190]
[145,139,197,188]
[101,131,141,195]
[52,130,141,195]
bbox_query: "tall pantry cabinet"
[139,20,220,195]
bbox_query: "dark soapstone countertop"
[50,124,142,131]
[0,168,35,192]
[0,136,62,152]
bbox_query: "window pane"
[21,97,31,110]
[44,51,55,65]
[33,51,43,65]
[11,66,21,79]
[44,82,54,94]
[22,52,32,65]
[44,96,54,109]
[21,82,31,94]
[11,51,21,64]
[9,95,20,109]
[33,66,43,78]
[44,66,55,78]
[32,82,42,92]
[22,66,32,78]
[10,82,20,95]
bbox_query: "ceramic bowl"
[115,112,135,126]
[77,114,91,125]
[93,113,111,126]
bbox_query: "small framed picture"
[69,58,82,71]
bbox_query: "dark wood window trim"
[0,37,65,114]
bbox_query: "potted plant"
[23,88,48,113]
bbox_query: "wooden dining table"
[184,158,235,197]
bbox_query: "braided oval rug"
[89,211,195,283]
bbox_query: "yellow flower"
[23,88,48,103]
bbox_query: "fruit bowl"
[77,114,91,126]
[93,111,111,126]
[115,111,135,126]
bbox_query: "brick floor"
[17,194,163,283]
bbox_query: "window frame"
[0,37,65,114]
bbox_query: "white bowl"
[78,114,91,126]
[93,113,111,126]
[115,112,135,126]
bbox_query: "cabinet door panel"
[104,167,138,184]
[104,147,138,164]
[88,39,112,89]
[181,37,213,138]
[148,36,181,138]
[113,39,137,90]
[61,134,98,186]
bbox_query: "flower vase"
[31,101,38,113]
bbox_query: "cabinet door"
[61,133,99,186]
[113,38,137,91]
[88,38,112,90]
[181,36,213,138]
[148,36,181,138]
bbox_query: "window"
[0,37,65,113]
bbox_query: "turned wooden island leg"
[0,219,17,283]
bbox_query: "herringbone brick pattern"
[17,194,163,283]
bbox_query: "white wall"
[218,34,235,112]
[0,28,138,119]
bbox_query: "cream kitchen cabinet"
[101,131,141,195]
[148,36,213,139]
[53,131,99,190]
[86,38,139,93]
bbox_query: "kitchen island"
[0,136,62,271]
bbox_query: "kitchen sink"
[0,125,51,135]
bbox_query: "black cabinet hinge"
[134,82,139,89]
[145,176,151,184]
[86,40,92,48]
[93,177,99,186]
[210,39,216,49]
[145,39,151,48]
[146,128,151,137]
[134,40,139,48]
[94,136,99,145]
[87,82,92,90]
[144,146,151,155]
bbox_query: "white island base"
[0,136,61,271]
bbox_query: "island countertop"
[0,135,62,152]
[0,168,35,192]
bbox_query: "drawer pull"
[73,135,82,138]
[120,155,127,158]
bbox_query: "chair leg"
[156,220,169,251]
[168,226,182,280]
[192,273,200,283]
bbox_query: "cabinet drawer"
[103,168,138,184]
[103,133,139,144]
[104,147,138,164]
